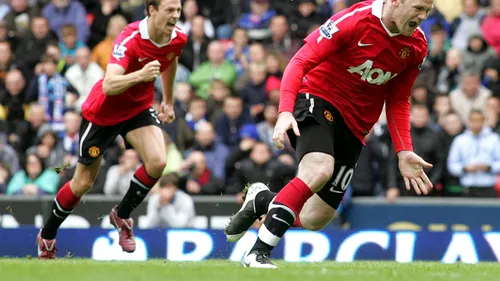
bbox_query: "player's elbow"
[102,78,117,96]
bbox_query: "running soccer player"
[225,0,435,268]
[37,0,187,259]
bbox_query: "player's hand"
[158,102,175,124]
[273,112,299,150]
[397,151,433,195]
[141,60,161,82]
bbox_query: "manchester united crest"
[324,110,334,123]
[88,146,100,158]
[167,52,175,60]
[399,47,410,60]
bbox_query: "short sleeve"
[108,30,138,70]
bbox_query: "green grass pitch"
[2,259,500,281]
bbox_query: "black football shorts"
[78,107,161,165]
[286,93,364,209]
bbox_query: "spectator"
[0,69,27,122]
[143,173,195,228]
[237,0,275,41]
[0,162,10,194]
[90,14,128,70]
[265,15,301,60]
[206,79,230,123]
[87,0,129,49]
[14,16,58,79]
[226,141,296,194]
[6,152,60,195]
[482,56,500,95]
[447,110,500,197]
[419,8,450,42]
[481,0,500,55]
[290,0,323,41]
[215,95,253,148]
[60,110,80,167]
[241,62,268,122]
[450,71,492,123]
[65,47,104,109]
[170,81,192,119]
[3,0,41,40]
[436,48,463,94]
[433,94,453,126]
[58,23,85,65]
[27,129,65,168]
[179,15,211,72]
[42,42,70,76]
[179,151,224,195]
[0,41,15,83]
[265,51,285,79]
[185,96,208,131]
[26,55,79,133]
[191,121,229,179]
[42,0,89,43]
[450,0,485,51]
[194,0,234,39]
[439,112,465,196]
[225,28,250,77]
[257,103,278,154]
[462,34,496,74]
[265,74,281,104]
[103,149,141,196]
[7,103,50,155]
[486,96,500,133]
[189,40,237,98]
[177,0,215,38]
[0,142,19,174]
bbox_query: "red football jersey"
[82,18,187,126]
[279,0,428,153]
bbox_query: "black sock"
[250,204,295,253]
[254,190,276,215]
[41,199,74,240]
[116,177,153,218]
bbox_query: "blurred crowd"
[0,0,499,208]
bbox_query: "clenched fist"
[141,60,161,82]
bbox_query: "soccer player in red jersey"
[37,0,187,259]
[225,0,435,267]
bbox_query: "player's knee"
[144,156,166,177]
[298,153,335,191]
[300,211,334,231]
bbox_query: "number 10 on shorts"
[330,165,354,193]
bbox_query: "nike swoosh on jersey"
[358,41,373,47]
[138,57,148,62]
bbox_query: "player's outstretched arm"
[102,61,161,96]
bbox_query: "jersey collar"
[372,0,400,37]
[139,17,177,48]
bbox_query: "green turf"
[2,259,500,281]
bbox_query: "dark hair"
[188,96,206,109]
[25,152,46,172]
[159,172,179,187]
[40,54,58,65]
[145,0,161,16]
[469,109,485,118]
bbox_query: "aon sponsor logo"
[348,60,398,85]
